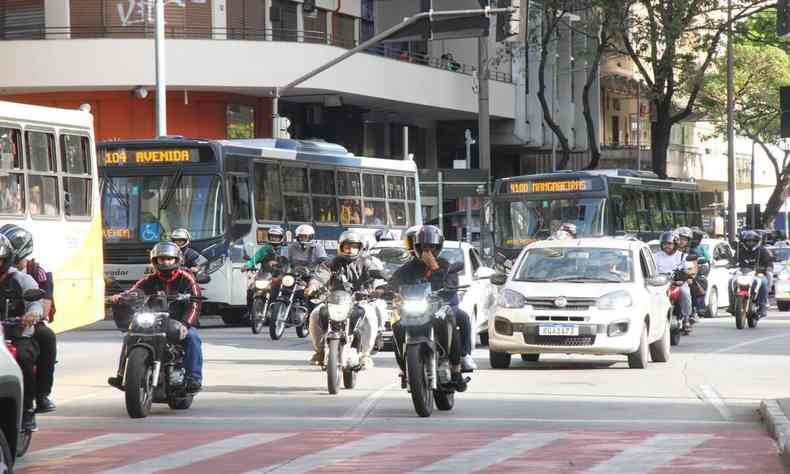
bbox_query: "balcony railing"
[0,25,514,84]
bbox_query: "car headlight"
[328,303,351,322]
[497,289,526,309]
[282,275,296,287]
[607,320,630,337]
[255,279,271,290]
[134,312,157,329]
[205,256,224,274]
[736,275,754,286]
[597,291,633,310]
[401,300,429,315]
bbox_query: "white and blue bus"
[99,138,422,325]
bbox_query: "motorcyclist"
[284,224,327,269]
[0,224,57,414]
[0,234,44,430]
[654,231,694,331]
[388,225,468,391]
[243,226,287,316]
[171,228,207,274]
[108,242,203,392]
[308,230,382,369]
[688,227,711,316]
[727,230,773,319]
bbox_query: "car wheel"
[0,428,11,474]
[489,350,511,369]
[628,324,648,369]
[521,354,540,362]
[478,331,489,347]
[649,318,670,363]
[705,287,718,318]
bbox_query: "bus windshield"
[494,198,604,248]
[101,174,224,243]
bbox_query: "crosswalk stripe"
[242,433,425,474]
[582,433,714,474]
[99,433,294,474]
[16,433,160,468]
[408,432,566,473]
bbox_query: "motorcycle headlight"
[205,256,224,274]
[737,275,754,286]
[497,289,526,309]
[282,275,295,287]
[134,312,157,329]
[401,300,429,315]
[597,291,633,310]
[328,303,351,322]
[255,279,271,290]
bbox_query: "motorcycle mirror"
[490,273,508,286]
[195,271,211,285]
[504,259,514,271]
[448,261,465,274]
[22,288,45,302]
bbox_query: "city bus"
[99,137,422,325]
[481,169,701,266]
[0,101,104,333]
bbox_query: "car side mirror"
[195,271,211,285]
[475,267,495,280]
[490,272,508,286]
[22,288,45,302]
[448,261,465,274]
[648,274,669,287]
[504,259,514,271]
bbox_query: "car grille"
[525,297,597,311]
[534,316,587,322]
[524,334,597,346]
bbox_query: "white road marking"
[242,433,424,474]
[344,382,398,421]
[409,432,566,473]
[697,384,734,421]
[100,433,293,474]
[714,331,790,353]
[582,433,714,474]
[16,433,160,468]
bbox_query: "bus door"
[226,172,253,307]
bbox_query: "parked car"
[488,237,672,369]
[370,240,497,349]
[0,322,23,470]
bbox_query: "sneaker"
[759,306,768,319]
[36,396,56,414]
[451,372,468,393]
[360,355,374,370]
[22,410,37,432]
[185,379,202,393]
[461,355,477,372]
[107,376,123,389]
[309,351,323,366]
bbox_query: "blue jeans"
[184,327,203,383]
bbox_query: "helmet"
[551,230,572,240]
[150,241,182,274]
[0,234,13,275]
[0,224,33,263]
[691,227,705,246]
[414,225,444,258]
[659,231,677,246]
[267,225,285,248]
[337,230,364,261]
[295,224,316,249]
[375,229,396,242]
[403,225,421,255]
[559,223,577,237]
[675,227,693,241]
[170,228,191,249]
[742,230,761,251]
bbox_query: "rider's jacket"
[389,257,455,292]
[326,255,385,292]
[733,244,774,274]
[284,243,327,268]
[654,250,688,275]
[0,267,43,337]
[124,269,201,326]
[244,243,283,274]
[181,247,207,269]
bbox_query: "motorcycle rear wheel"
[748,315,759,328]
[406,345,434,417]
[125,348,154,418]
[251,298,266,335]
[327,339,341,395]
[268,303,287,340]
[735,299,747,330]
[16,428,31,457]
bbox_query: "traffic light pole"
[270,6,515,138]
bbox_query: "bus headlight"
[205,256,224,274]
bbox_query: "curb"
[759,400,790,466]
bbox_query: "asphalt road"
[15,307,790,473]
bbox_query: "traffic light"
[781,86,790,138]
[303,0,316,14]
[747,204,763,229]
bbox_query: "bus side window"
[610,197,625,233]
[622,189,640,233]
[228,175,251,221]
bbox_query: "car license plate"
[538,323,579,336]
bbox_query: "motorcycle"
[731,262,762,330]
[397,283,470,418]
[111,290,205,418]
[249,271,273,335]
[266,266,315,340]
[1,288,45,458]
[667,268,692,346]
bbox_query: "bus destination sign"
[102,148,200,166]
[509,179,592,194]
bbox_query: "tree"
[621,0,773,178]
[699,9,790,225]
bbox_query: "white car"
[370,240,497,349]
[770,246,790,311]
[489,238,672,369]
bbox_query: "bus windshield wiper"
[158,169,183,211]
[100,174,129,209]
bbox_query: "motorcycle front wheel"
[268,303,287,340]
[296,313,309,339]
[327,339,341,395]
[406,345,434,417]
[125,348,154,418]
[251,298,267,334]
[434,389,454,411]
[16,427,31,457]
[735,298,747,330]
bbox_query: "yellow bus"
[0,101,104,332]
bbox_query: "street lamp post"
[154,0,167,137]
[727,0,737,241]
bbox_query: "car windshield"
[773,247,790,262]
[494,198,604,248]
[369,246,464,275]
[514,247,633,283]
[101,174,224,243]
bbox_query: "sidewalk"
[759,399,790,466]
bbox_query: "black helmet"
[742,230,761,251]
[691,227,705,246]
[337,230,364,261]
[0,234,13,275]
[150,241,182,274]
[414,225,444,258]
[659,231,677,246]
[403,225,421,255]
[0,224,33,263]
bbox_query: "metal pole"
[271,87,280,138]
[785,196,789,239]
[154,0,167,137]
[636,81,641,171]
[403,126,409,160]
[478,36,491,180]
[465,129,475,244]
[751,140,756,227]
[727,0,737,241]
[437,170,444,236]
[551,37,557,172]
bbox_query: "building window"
[227,104,255,139]
[1,0,45,39]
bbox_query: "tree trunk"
[650,100,672,178]
[582,37,605,170]
[536,15,572,171]
[762,173,790,227]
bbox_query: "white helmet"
[295,224,316,249]
[171,228,191,248]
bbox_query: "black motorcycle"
[112,290,205,418]
[267,266,315,340]
[249,271,274,335]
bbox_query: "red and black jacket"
[126,268,201,326]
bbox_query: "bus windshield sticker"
[101,148,200,166]
[140,223,161,242]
